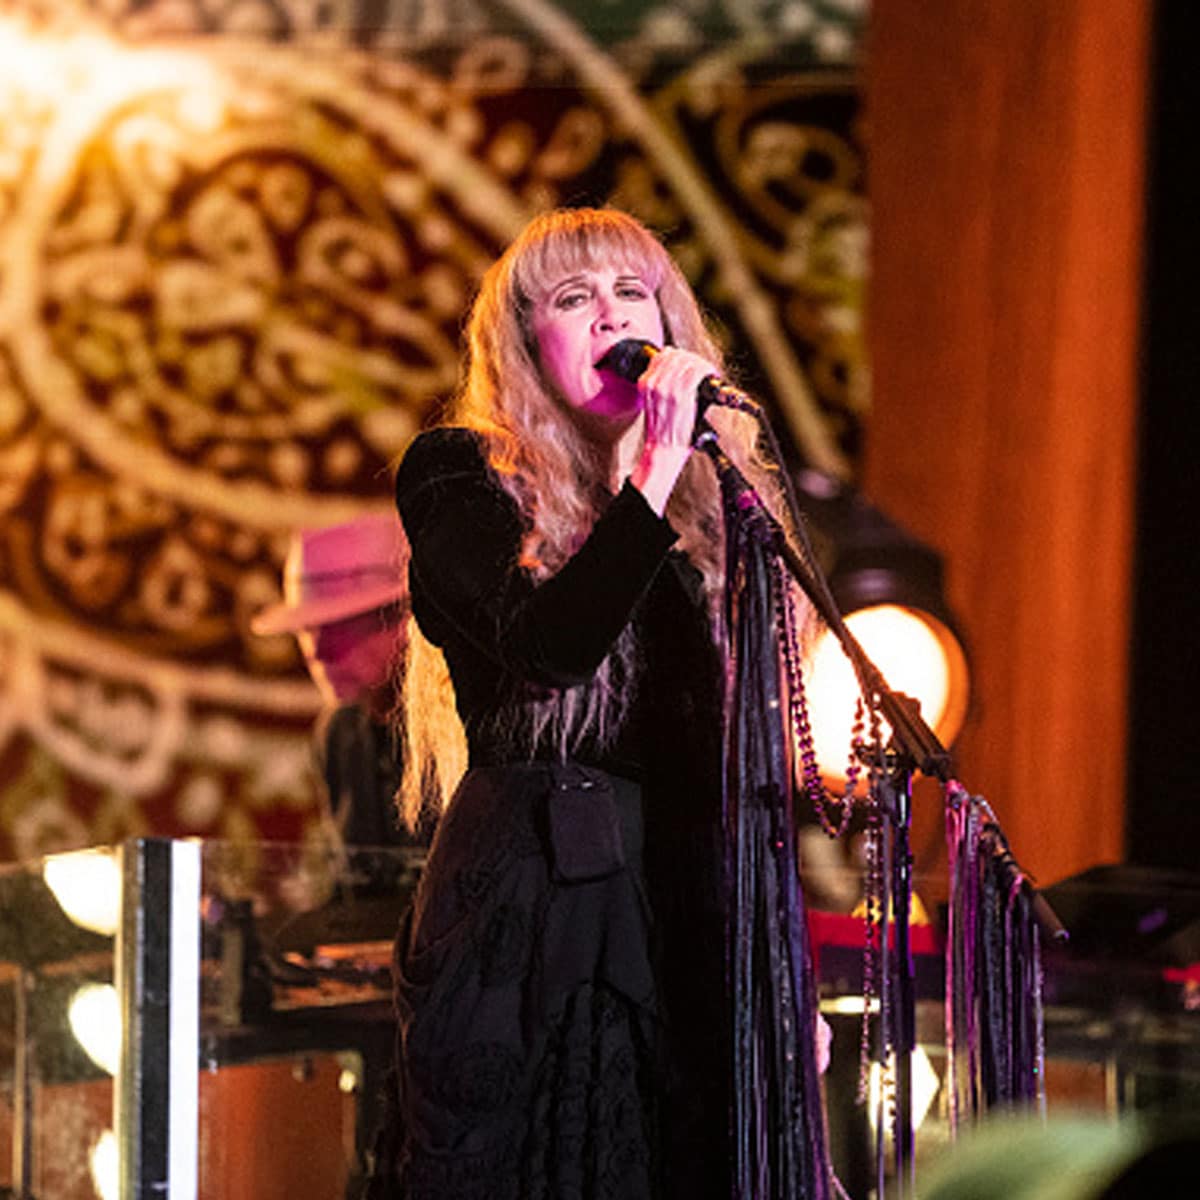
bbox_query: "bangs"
[510,209,668,305]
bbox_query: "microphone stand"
[693,422,1062,1197]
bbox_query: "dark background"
[1126,0,1200,868]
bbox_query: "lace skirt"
[389,763,671,1200]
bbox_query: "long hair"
[398,208,793,828]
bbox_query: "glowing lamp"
[90,1129,119,1200]
[68,982,121,1076]
[868,1046,941,1135]
[793,469,971,783]
[42,847,121,937]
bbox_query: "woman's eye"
[549,282,592,307]
[618,285,649,300]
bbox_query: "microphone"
[595,338,761,420]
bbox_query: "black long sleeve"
[395,427,680,690]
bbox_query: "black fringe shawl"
[944,781,1046,1129]
[720,482,832,1200]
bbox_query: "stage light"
[68,982,121,1076]
[43,847,121,937]
[868,1046,941,1135]
[793,469,971,784]
[90,1129,119,1200]
[0,15,227,112]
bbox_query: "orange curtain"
[863,1,1150,887]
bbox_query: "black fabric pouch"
[545,765,626,883]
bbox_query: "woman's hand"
[628,346,718,515]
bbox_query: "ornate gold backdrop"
[0,0,867,862]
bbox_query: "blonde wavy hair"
[398,207,793,829]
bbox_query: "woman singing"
[384,207,817,1199]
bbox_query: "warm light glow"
[819,995,879,1016]
[805,605,969,784]
[68,982,121,1077]
[0,16,227,114]
[43,847,121,936]
[867,1046,940,1135]
[89,1129,119,1200]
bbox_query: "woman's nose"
[594,300,630,332]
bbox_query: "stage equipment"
[791,468,971,785]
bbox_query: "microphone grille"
[596,338,657,381]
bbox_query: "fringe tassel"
[944,781,1046,1134]
[721,479,832,1200]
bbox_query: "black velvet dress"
[386,428,730,1200]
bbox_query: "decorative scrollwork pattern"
[0,0,866,861]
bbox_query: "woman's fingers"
[638,348,715,446]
